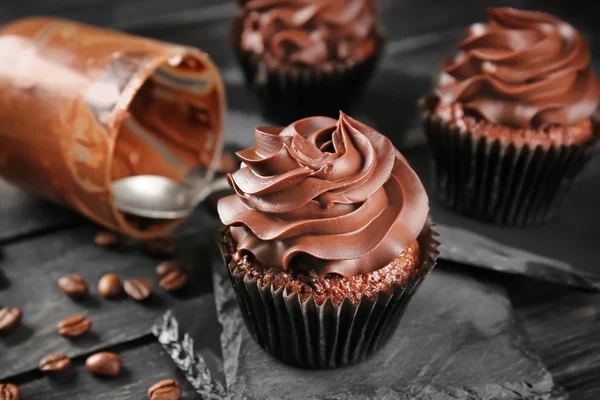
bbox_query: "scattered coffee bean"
[146,238,176,258]
[155,261,181,277]
[58,314,91,338]
[148,379,182,400]
[0,308,22,334]
[124,278,152,300]
[0,383,19,400]
[39,353,71,373]
[98,273,123,298]
[160,270,188,292]
[58,274,88,299]
[94,231,121,247]
[85,352,122,376]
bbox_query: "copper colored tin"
[0,17,226,239]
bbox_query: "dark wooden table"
[1,0,600,399]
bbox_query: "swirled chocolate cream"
[218,113,430,306]
[434,7,600,148]
[238,0,381,70]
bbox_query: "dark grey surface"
[0,180,83,243]
[509,278,600,399]
[13,338,200,400]
[0,211,220,380]
[210,259,566,400]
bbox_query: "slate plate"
[152,295,226,399]
[203,256,567,399]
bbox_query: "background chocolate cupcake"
[217,112,438,368]
[232,0,384,125]
[420,8,600,226]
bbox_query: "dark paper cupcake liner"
[217,219,439,369]
[231,19,384,125]
[420,94,600,226]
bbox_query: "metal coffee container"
[0,17,226,239]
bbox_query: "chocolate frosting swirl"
[436,8,600,128]
[238,0,380,68]
[218,113,429,276]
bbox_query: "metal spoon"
[111,174,231,219]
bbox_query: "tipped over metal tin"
[0,17,226,239]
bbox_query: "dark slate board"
[0,210,222,380]
[4,0,600,39]
[0,0,228,29]
[0,180,83,243]
[154,280,600,400]
[152,295,226,399]
[507,278,600,399]
[210,258,567,400]
[14,338,201,400]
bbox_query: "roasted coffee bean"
[145,237,176,258]
[98,273,123,298]
[0,308,22,334]
[58,314,91,338]
[94,231,121,247]
[85,352,122,376]
[160,270,188,292]
[123,278,152,300]
[148,379,182,400]
[58,274,89,299]
[0,383,19,400]
[155,261,181,277]
[39,353,71,372]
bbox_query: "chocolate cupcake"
[217,113,439,368]
[232,0,384,125]
[420,8,600,226]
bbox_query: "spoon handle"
[191,176,231,206]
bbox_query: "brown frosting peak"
[238,0,380,68]
[436,7,600,128]
[218,113,429,276]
